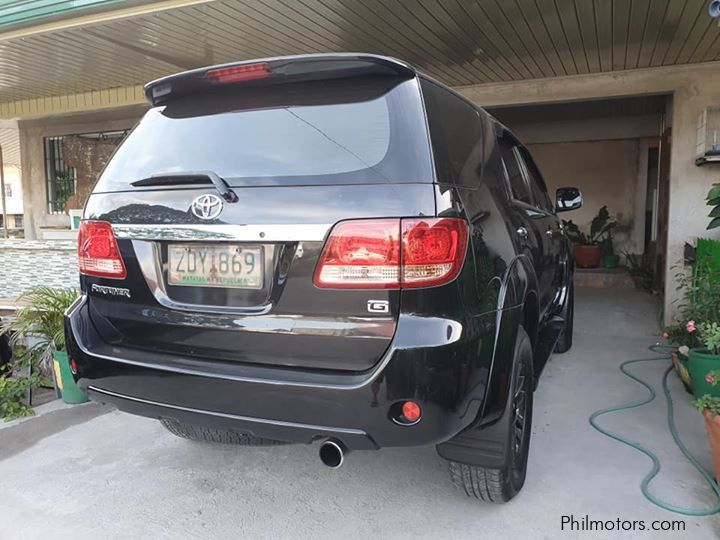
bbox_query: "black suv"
[65,54,581,503]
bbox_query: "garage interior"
[491,94,673,293]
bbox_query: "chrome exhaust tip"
[319,439,347,469]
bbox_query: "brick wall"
[0,240,78,298]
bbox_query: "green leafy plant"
[675,263,720,326]
[707,182,720,230]
[2,287,79,353]
[0,287,79,421]
[694,370,720,417]
[695,322,720,355]
[599,228,615,257]
[623,251,654,291]
[562,205,617,246]
[0,361,44,421]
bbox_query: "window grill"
[44,136,76,214]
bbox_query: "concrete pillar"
[665,70,720,321]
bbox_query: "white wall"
[2,166,23,215]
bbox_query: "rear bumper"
[66,296,497,450]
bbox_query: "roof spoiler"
[144,53,417,106]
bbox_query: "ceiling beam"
[0,0,214,42]
[0,84,145,119]
[456,61,720,107]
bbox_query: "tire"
[554,280,574,353]
[449,327,534,503]
[160,418,288,446]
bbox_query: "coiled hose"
[589,345,720,516]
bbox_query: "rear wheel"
[160,418,288,446]
[554,280,574,353]
[449,327,534,503]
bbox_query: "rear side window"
[95,76,433,190]
[517,147,554,213]
[499,141,532,205]
[420,78,483,186]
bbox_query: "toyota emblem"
[191,194,223,220]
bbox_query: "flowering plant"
[688,321,720,355]
[662,322,701,349]
[694,370,720,417]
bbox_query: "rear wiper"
[131,171,238,202]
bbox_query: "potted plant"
[600,227,619,268]
[663,322,701,393]
[562,205,617,268]
[0,286,86,407]
[687,321,720,398]
[694,370,720,483]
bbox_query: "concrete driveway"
[2,288,718,539]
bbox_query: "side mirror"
[556,187,583,212]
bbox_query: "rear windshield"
[95,76,433,190]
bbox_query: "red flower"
[705,373,715,385]
[686,320,696,333]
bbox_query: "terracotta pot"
[702,410,720,484]
[573,245,601,268]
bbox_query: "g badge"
[367,300,389,314]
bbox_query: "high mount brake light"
[78,221,127,279]
[313,218,468,289]
[206,62,271,84]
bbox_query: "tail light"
[314,218,468,289]
[78,220,127,279]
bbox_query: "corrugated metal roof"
[0,0,718,106]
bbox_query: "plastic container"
[53,350,88,404]
[688,348,720,398]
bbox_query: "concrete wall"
[18,105,146,240]
[458,62,720,324]
[508,115,660,144]
[527,139,643,255]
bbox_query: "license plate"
[168,244,263,289]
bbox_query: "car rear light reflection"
[78,220,127,279]
[401,218,468,289]
[313,218,468,289]
[206,62,271,83]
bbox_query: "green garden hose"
[588,345,720,516]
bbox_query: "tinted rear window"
[95,76,433,190]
